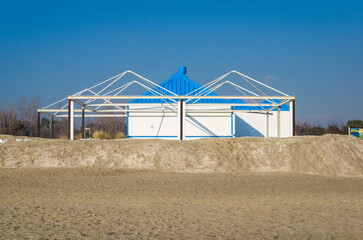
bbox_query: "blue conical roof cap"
[130,67,246,103]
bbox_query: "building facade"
[127,67,293,139]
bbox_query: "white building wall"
[128,103,179,138]
[184,114,233,138]
[128,103,233,139]
[128,103,293,139]
[234,112,266,137]
[234,110,292,138]
[185,104,233,139]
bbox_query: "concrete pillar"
[81,106,85,139]
[265,113,269,137]
[277,106,281,138]
[292,99,296,136]
[37,111,40,137]
[68,99,74,140]
[50,116,54,138]
[178,99,184,140]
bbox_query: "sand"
[0,134,362,239]
[0,169,362,239]
[0,134,362,177]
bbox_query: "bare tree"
[92,117,127,137]
[88,106,127,137]
[326,122,343,134]
[295,121,311,136]
[0,104,18,135]
[54,118,68,138]
[0,97,40,136]
[27,97,40,136]
[18,98,28,122]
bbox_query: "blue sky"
[0,0,362,126]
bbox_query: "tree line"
[0,97,361,138]
[0,98,127,138]
[295,120,363,136]
[0,98,40,136]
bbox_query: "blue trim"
[185,136,233,138]
[128,136,178,138]
[128,135,233,138]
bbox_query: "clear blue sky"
[0,0,362,126]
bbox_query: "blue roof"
[130,67,289,111]
[130,67,246,104]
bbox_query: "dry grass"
[92,130,111,139]
[115,132,126,139]
[75,132,83,140]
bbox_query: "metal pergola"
[38,70,295,140]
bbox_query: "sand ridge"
[0,134,362,177]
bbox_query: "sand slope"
[0,134,362,177]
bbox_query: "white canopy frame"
[38,70,295,140]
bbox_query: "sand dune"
[0,134,362,177]
[1,135,363,239]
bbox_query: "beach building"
[38,67,295,140]
[127,67,293,139]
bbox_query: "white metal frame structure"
[38,70,295,140]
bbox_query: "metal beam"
[277,106,281,138]
[72,99,97,112]
[37,112,40,137]
[51,116,54,138]
[68,99,71,140]
[68,95,296,100]
[39,109,93,113]
[88,103,282,107]
[70,100,74,140]
[264,99,291,113]
[292,99,296,136]
[179,99,184,140]
[82,106,85,139]
[54,114,234,118]
[265,113,269,137]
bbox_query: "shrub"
[115,132,126,139]
[309,126,326,136]
[93,130,111,139]
[326,124,343,134]
[75,132,83,140]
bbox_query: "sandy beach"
[1,134,362,239]
[1,168,362,239]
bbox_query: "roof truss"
[38,70,295,117]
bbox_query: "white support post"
[289,101,293,137]
[265,113,269,137]
[182,100,185,140]
[70,100,74,140]
[178,99,185,140]
[233,113,235,137]
[178,100,181,140]
[277,106,281,138]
